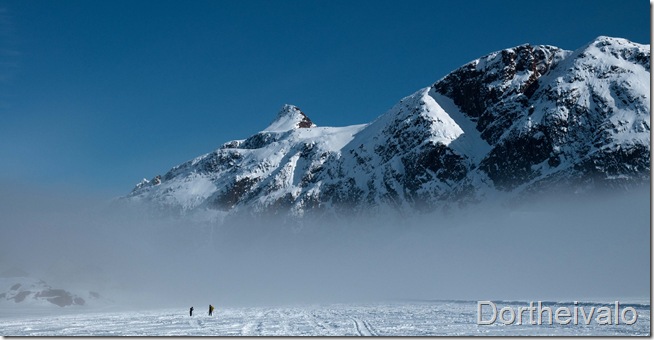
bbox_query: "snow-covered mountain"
[126,36,650,222]
[0,268,105,308]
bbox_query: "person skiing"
[189,306,194,316]
[209,304,214,316]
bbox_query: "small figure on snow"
[209,304,214,316]
[189,306,194,316]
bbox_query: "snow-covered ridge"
[126,36,650,221]
[0,270,106,308]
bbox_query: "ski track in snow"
[0,301,649,336]
[352,317,377,336]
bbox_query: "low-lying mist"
[0,182,649,311]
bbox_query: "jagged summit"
[580,35,650,70]
[264,104,316,132]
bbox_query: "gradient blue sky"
[0,0,649,197]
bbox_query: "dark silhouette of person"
[209,304,214,316]
[190,306,194,316]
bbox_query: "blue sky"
[0,0,649,197]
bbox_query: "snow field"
[1,301,649,336]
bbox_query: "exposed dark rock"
[479,131,552,191]
[296,109,314,128]
[434,44,565,145]
[241,132,282,149]
[212,177,259,210]
[12,291,30,303]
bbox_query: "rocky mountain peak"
[264,104,316,132]
[578,35,650,71]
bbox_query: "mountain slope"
[126,36,650,221]
[0,269,105,308]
